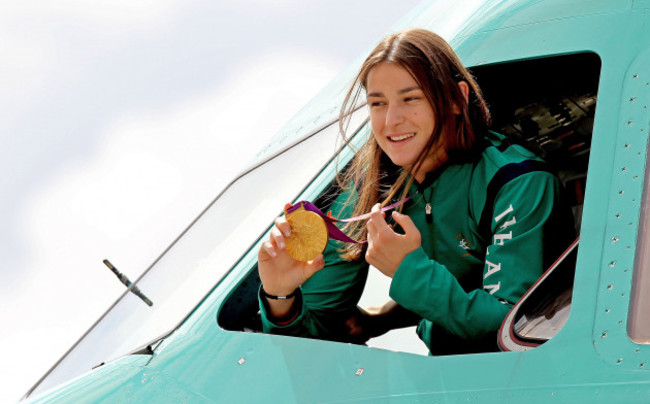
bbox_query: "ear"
[458,80,470,102]
[453,81,470,114]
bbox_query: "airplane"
[23,0,650,402]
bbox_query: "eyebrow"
[366,86,422,98]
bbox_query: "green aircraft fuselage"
[25,0,650,402]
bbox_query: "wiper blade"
[103,259,153,306]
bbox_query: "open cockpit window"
[473,52,601,351]
[499,239,578,351]
[472,52,600,234]
[218,52,601,354]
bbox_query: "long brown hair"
[336,28,491,260]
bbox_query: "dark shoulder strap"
[478,160,550,242]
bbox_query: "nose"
[385,103,405,127]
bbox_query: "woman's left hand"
[365,203,421,277]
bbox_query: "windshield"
[29,105,368,397]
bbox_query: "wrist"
[261,285,299,300]
[259,286,303,326]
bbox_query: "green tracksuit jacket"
[259,132,574,355]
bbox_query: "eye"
[404,96,421,102]
[369,101,385,108]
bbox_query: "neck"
[412,149,448,183]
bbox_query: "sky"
[0,0,424,402]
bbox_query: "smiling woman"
[257,29,575,355]
[366,63,439,174]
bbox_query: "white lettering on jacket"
[493,231,512,245]
[484,204,517,295]
[494,204,514,222]
[484,259,501,279]
[484,281,501,295]
[499,217,517,230]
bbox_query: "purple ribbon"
[286,195,413,244]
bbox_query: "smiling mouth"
[388,133,415,142]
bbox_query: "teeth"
[389,133,415,141]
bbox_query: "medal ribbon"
[285,195,414,244]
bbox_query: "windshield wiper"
[103,259,153,306]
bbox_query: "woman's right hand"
[258,205,325,317]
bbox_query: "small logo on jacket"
[455,234,472,257]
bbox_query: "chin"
[387,155,416,169]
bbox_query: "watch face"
[284,206,329,262]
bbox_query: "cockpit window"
[472,52,600,235]
[220,52,601,355]
[474,52,601,351]
[499,240,578,351]
[27,107,366,398]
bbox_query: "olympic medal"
[284,206,329,262]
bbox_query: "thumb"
[392,211,419,238]
[303,254,325,277]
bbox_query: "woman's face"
[366,62,444,179]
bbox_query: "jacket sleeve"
[389,171,562,340]
[259,191,369,340]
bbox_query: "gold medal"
[281,195,413,262]
[284,206,329,262]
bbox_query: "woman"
[257,29,573,355]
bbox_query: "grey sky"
[0,1,423,402]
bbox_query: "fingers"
[370,203,387,223]
[260,206,294,261]
[367,203,390,239]
[260,240,278,259]
[265,212,292,253]
[274,215,292,238]
[391,211,415,234]
[270,227,286,250]
[392,211,421,245]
